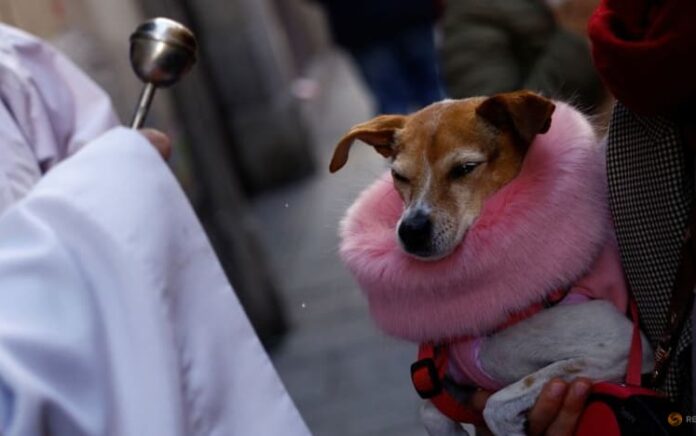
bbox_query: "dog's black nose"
[398,211,433,255]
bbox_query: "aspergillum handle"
[130,82,157,129]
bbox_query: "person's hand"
[470,390,494,436]
[138,128,172,160]
[472,378,591,436]
[527,378,592,436]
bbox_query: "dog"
[331,91,653,435]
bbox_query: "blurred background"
[1,0,607,434]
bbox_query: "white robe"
[0,24,309,436]
[0,23,118,214]
[0,128,310,435]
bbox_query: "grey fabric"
[606,102,693,406]
[440,0,603,112]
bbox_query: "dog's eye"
[450,163,480,180]
[391,169,410,184]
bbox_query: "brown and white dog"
[331,91,653,435]
[331,91,555,260]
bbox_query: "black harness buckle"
[411,358,443,399]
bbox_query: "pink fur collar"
[339,102,611,342]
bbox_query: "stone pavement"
[251,52,426,436]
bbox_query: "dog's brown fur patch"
[563,364,584,375]
[523,376,536,388]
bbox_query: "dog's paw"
[483,406,526,436]
[483,389,528,436]
[420,401,471,436]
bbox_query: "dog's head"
[331,91,555,260]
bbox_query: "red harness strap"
[412,343,487,426]
[410,288,569,426]
[625,299,643,387]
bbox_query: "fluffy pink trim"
[339,102,620,342]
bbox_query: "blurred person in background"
[314,0,445,114]
[487,2,696,431]
[440,0,605,114]
[0,23,309,435]
[589,0,696,413]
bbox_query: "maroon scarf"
[588,0,696,116]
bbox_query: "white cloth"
[0,127,309,435]
[0,23,118,214]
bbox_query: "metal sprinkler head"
[129,17,197,128]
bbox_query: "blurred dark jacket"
[441,0,604,112]
[316,0,439,50]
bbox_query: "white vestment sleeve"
[0,128,309,435]
[0,23,119,213]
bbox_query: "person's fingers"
[527,379,568,436]
[138,128,172,160]
[471,390,493,435]
[545,378,592,436]
[470,389,492,412]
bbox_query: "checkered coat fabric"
[606,102,694,404]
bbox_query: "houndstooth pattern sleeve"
[606,102,694,404]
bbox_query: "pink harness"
[448,292,590,390]
[411,288,571,426]
[412,294,645,426]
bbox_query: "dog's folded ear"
[329,115,407,173]
[476,91,556,146]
